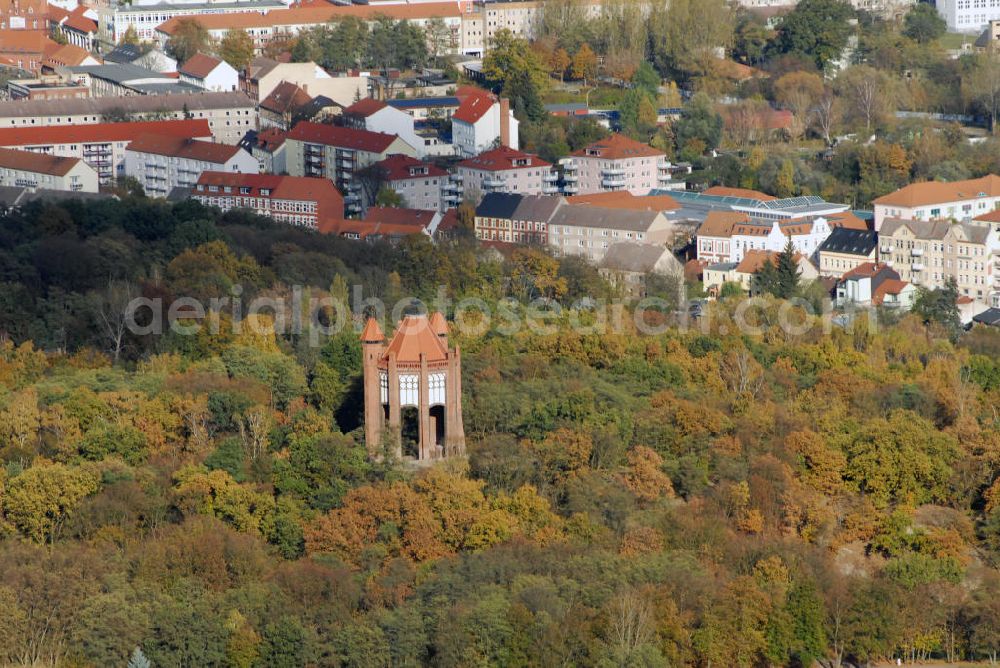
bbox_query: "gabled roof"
[452,88,496,124]
[382,314,449,363]
[376,154,448,181]
[363,206,436,229]
[42,42,97,68]
[343,97,387,118]
[63,6,97,34]
[873,279,911,305]
[973,308,1000,327]
[0,119,212,147]
[179,52,224,79]
[567,191,679,212]
[476,192,522,219]
[880,218,992,244]
[697,211,750,238]
[735,249,806,274]
[260,80,311,115]
[458,146,549,172]
[286,121,399,153]
[512,194,564,222]
[254,127,286,152]
[551,205,661,233]
[126,134,242,163]
[974,208,1000,223]
[873,175,1000,208]
[842,262,897,280]
[824,210,870,230]
[600,242,674,273]
[0,146,82,176]
[571,133,665,160]
[818,227,878,257]
[702,185,776,201]
[194,171,343,219]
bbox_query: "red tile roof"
[567,191,678,211]
[63,7,97,34]
[873,278,909,305]
[318,218,426,240]
[363,206,436,228]
[824,210,871,231]
[179,52,224,79]
[702,185,776,201]
[0,145,82,176]
[457,146,550,172]
[194,171,343,220]
[260,81,312,115]
[0,29,50,55]
[156,2,460,35]
[0,119,212,147]
[873,175,1000,208]
[375,154,448,181]
[571,133,665,160]
[42,42,96,68]
[452,89,496,124]
[736,249,807,274]
[698,211,750,237]
[286,121,399,153]
[383,314,448,363]
[343,97,387,118]
[126,134,242,162]
[254,127,287,152]
[974,208,1000,223]
[359,317,384,343]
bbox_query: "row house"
[123,133,258,197]
[459,0,603,56]
[456,146,555,202]
[0,118,212,184]
[374,153,458,213]
[560,134,670,196]
[192,171,343,228]
[695,211,834,264]
[0,145,98,192]
[474,192,562,246]
[284,121,418,216]
[259,81,313,131]
[879,218,1000,305]
[246,127,286,174]
[873,175,1000,230]
[0,91,256,145]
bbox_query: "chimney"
[499,97,510,148]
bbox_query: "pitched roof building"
[374,154,456,213]
[873,175,1000,230]
[124,134,259,197]
[0,145,98,193]
[817,227,879,277]
[561,133,669,196]
[456,146,555,201]
[179,52,238,91]
[191,171,343,227]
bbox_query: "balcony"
[442,182,461,193]
[657,173,672,183]
[443,193,461,203]
[344,193,361,202]
[562,184,579,194]
[912,263,925,272]
[880,244,893,254]
[483,177,506,188]
[657,161,671,171]
[543,185,560,194]
[562,173,578,183]
[602,178,626,188]
[543,172,559,183]
[559,159,578,171]
[911,248,924,257]
[450,173,463,182]
[601,168,626,177]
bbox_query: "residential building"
[386,95,461,121]
[152,3,462,56]
[284,121,418,216]
[879,218,1000,304]
[240,57,366,107]
[459,0,603,56]
[567,190,680,214]
[548,206,675,262]
[319,215,432,243]
[110,0,287,43]
[872,175,1000,230]
[68,63,202,97]
[817,227,879,278]
[124,134,258,197]
[560,134,669,196]
[343,98,429,158]
[373,154,455,213]
[936,0,1000,32]
[835,262,915,309]
[703,249,819,296]
[104,44,176,73]
[0,146,98,192]
[474,192,563,246]
[191,171,343,228]
[41,43,100,71]
[57,6,97,50]
[0,118,212,184]
[451,90,518,157]
[599,242,684,299]
[456,146,555,201]
[695,211,834,264]
[0,92,257,145]
[259,81,312,131]
[178,53,238,92]
[246,127,286,174]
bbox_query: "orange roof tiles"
[736,249,780,274]
[873,278,909,305]
[452,89,495,124]
[360,317,384,343]
[63,7,97,34]
[824,210,870,231]
[974,208,1000,223]
[429,311,448,337]
[702,185,776,201]
[344,97,387,118]
[179,52,224,79]
[42,42,96,68]
[0,145,81,175]
[287,121,399,154]
[567,191,679,211]
[260,81,311,115]
[457,146,549,172]
[873,175,1000,208]
[363,207,435,228]
[698,211,750,237]
[126,134,241,162]
[195,171,343,220]
[571,133,665,160]
[383,314,449,363]
[0,119,212,146]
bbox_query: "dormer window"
[260,188,271,196]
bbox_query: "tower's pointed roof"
[429,311,448,337]
[359,317,385,343]
[383,314,448,363]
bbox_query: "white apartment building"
[0,92,256,145]
[124,134,258,197]
[343,99,431,159]
[107,0,287,43]
[696,211,835,264]
[0,146,98,193]
[0,119,213,184]
[935,0,1000,32]
[241,57,367,107]
[179,53,239,92]
[873,175,1000,230]
[560,134,669,196]
[375,154,458,213]
[456,146,555,202]
[879,218,1000,304]
[452,92,518,158]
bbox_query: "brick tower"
[360,312,465,460]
